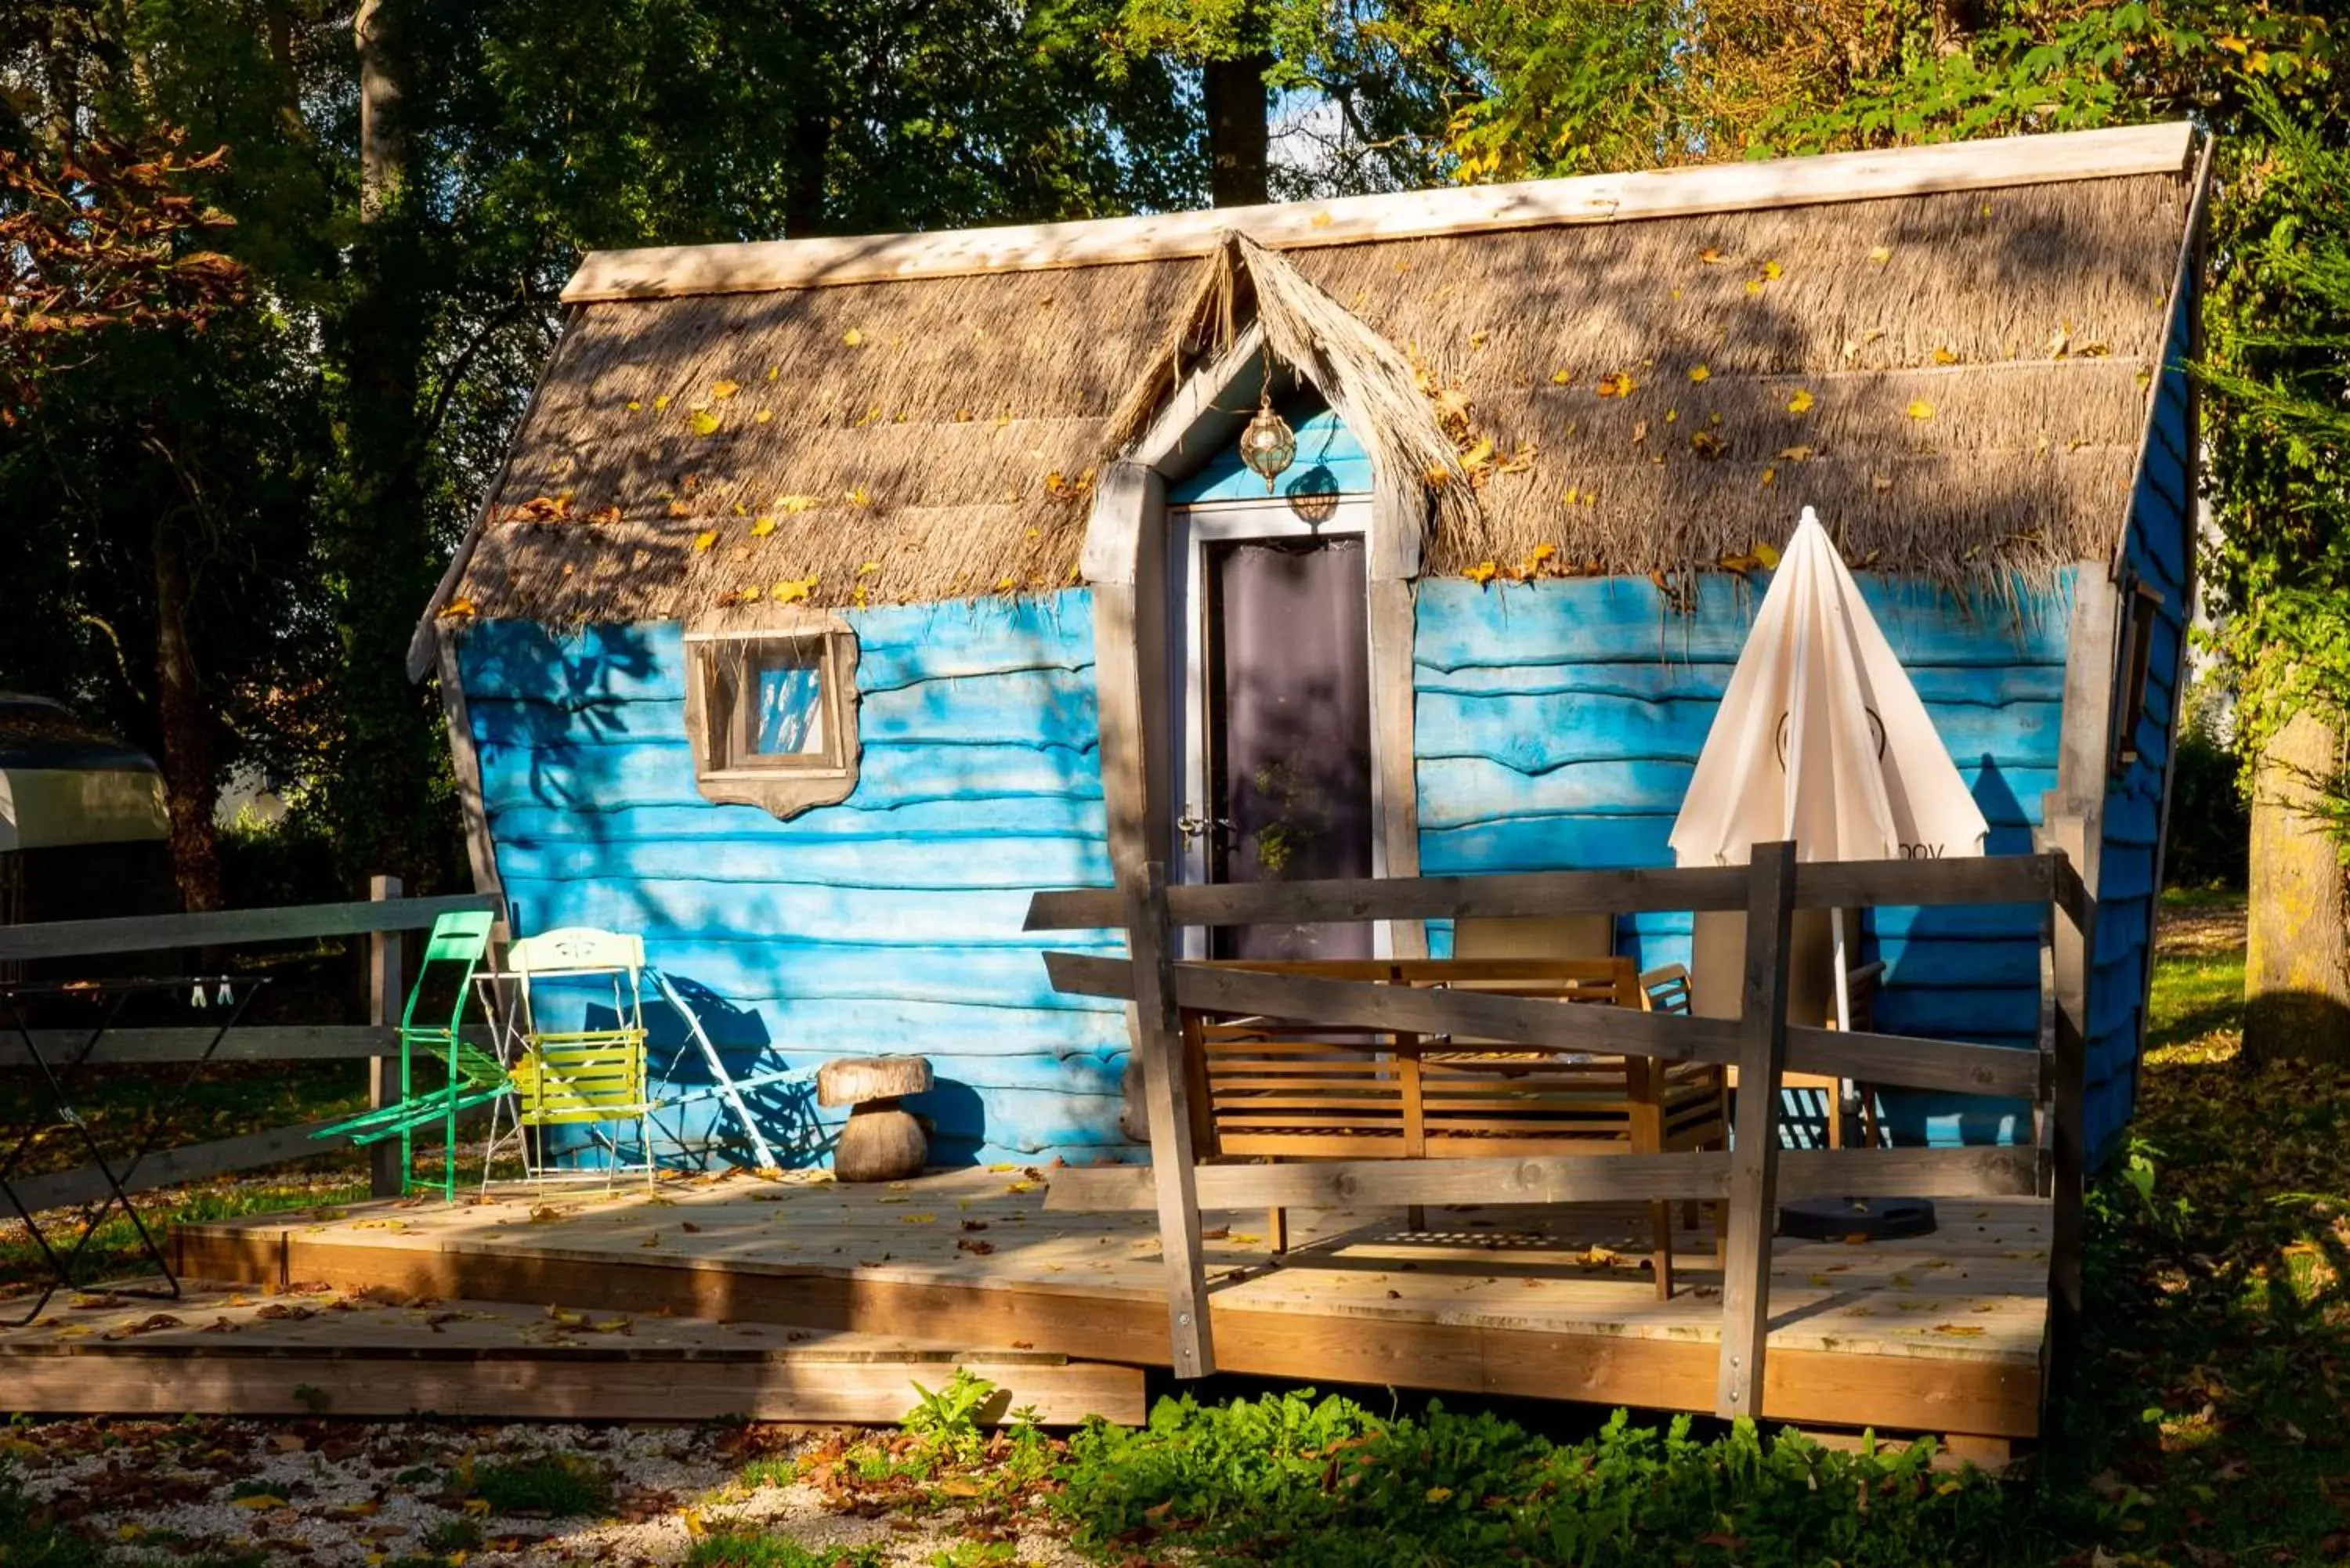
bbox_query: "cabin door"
[1172,501,1379,962]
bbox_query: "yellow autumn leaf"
[987,1162,1018,1172]
[1777,445,1815,462]
[842,328,864,346]
[1744,279,1763,298]
[1464,561,1499,585]
[778,493,819,513]
[754,409,773,425]
[774,576,817,604]
[1868,244,1893,265]
[1687,364,1710,383]
[1754,540,1781,569]
[846,486,872,508]
[231,1495,288,1511]
[740,584,763,602]
[1762,259,1784,280]
[1932,346,1958,365]
[857,561,882,576]
[1698,245,1727,265]
[1426,1487,1455,1504]
[1787,388,1816,414]
[994,575,1018,591]
[1761,466,1777,486]
[711,380,741,399]
[1907,399,1936,421]
[689,407,721,437]
[751,516,776,537]
[1550,369,1572,385]
[693,530,718,552]
[1006,1180,1040,1194]
[439,597,477,620]
[625,399,642,413]
[767,364,780,381]
[1459,437,1495,470]
[2218,33,2248,51]
[1528,542,1557,564]
[653,394,671,410]
[851,584,870,609]
[1595,372,1635,398]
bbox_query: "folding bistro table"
[0,974,266,1325]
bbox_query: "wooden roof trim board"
[562,122,2196,305]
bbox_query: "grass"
[683,1538,884,1568]
[457,1453,613,1516]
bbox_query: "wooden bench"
[1180,956,1728,1297]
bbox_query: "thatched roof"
[423,124,2200,637]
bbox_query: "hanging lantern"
[1238,395,1296,493]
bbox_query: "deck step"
[0,1281,1145,1424]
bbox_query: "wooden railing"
[1027,840,2095,1418]
[0,879,501,1208]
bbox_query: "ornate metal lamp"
[1238,392,1296,493]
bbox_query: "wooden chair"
[1643,959,1886,1148]
[1185,957,1728,1298]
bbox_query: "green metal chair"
[315,909,506,1198]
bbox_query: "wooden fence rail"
[1027,842,2093,1422]
[1,880,503,1206]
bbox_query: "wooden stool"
[818,1056,933,1181]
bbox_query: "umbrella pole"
[1831,905,1856,1145]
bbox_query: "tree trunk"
[150,505,222,912]
[336,0,440,888]
[1205,53,1272,207]
[2245,710,2350,1062]
[1932,0,1983,52]
[784,106,832,237]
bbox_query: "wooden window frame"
[2111,581,2164,775]
[683,616,862,818]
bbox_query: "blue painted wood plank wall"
[456,596,1135,1169]
[1170,406,1372,504]
[1413,570,2076,1149]
[2085,273,2199,1167]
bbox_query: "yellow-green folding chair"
[504,927,654,1186]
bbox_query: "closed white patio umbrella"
[1670,506,1989,1040]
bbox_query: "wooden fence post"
[2044,817,2094,1336]
[1124,862,1215,1377]
[1716,840,1797,1419]
[367,875,403,1199]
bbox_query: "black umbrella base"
[1777,1194,1939,1241]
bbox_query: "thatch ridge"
[445,165,2189,626]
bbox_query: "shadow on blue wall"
[1874,754,2039,1147]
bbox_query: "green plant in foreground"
[418,1517,483,1554]
[902,1369,1000,1463]
[1057,1395,2005,1567]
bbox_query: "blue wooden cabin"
[413,123,2207,1172]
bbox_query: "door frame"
[1166,495,1390,959]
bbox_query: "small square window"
[2111,582,2164,775]
[685,623,861,815]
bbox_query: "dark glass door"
[1206,536,1375,961]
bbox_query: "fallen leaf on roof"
[1868,244,1893,264]
[1699,246,1728,265]
[842,328,864,346]
[439,598,477,620]
[1933,346,1958,365]
[1787,388,1816,414]
[750,515,776,537]
[774,576,817,604]
[1595,372,1635,398]
[1907,399,1936,421]
[693,530,718,552]
[711,380,741,399]
[1465,561,1499,586]
[1687,364,1710,383]
[1762,260,1784,280]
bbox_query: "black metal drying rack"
[0,974,267,1325]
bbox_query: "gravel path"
[7,1417,1090,1566]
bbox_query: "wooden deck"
[173,1165,2049,1445]
[0,1277,1144,1424]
